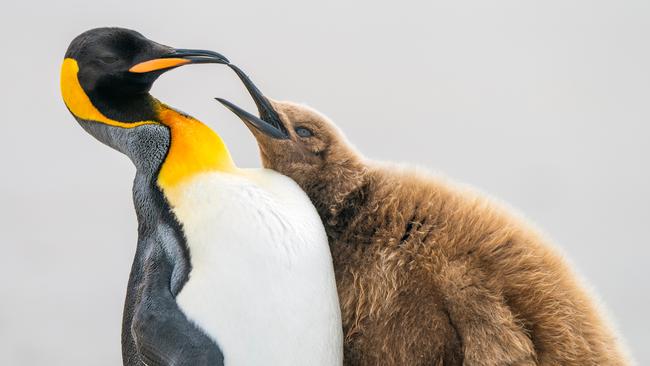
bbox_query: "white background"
[0,0,648,364]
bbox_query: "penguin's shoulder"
[169,169,325,247]
[172,168,311,210]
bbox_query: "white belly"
[171,169,343,366]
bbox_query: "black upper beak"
[161,48,230,64]
[215,64,289,139]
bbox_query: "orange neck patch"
[156,105,236,193]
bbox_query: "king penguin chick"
[61,28,342,366]
[216,65,630,366]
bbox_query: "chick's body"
[324,163,625,365]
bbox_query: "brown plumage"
[217,66,630,365]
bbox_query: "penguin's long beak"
[129,48,229,73]
[215,65,289,139]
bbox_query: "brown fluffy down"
[250,100,630,366]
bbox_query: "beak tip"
[214,97,232,109]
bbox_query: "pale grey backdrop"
[0,0,648,365]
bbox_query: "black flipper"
[130,248,224,366]
[115,147,223,366]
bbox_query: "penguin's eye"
[295,127,313,138]
[98,55,119,64]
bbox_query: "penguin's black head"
[61,27,229,162]
[65,27,228,97]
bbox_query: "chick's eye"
[98,55,118,64]
[295,127,313,138]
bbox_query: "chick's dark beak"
[216,64,289,139]
[217,98,288,139]
[129,48,229,73]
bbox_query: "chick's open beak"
[129,49,229,73]
[216,64,289,139]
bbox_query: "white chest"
[170,170,342,366]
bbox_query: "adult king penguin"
[61,28,343,366]
[217,66,630,365]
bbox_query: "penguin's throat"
[156,105,237,198]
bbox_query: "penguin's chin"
[258,147,271,165]
[92,74,157,97]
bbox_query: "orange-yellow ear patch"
[60,58,157,128]
[129,58,191,73]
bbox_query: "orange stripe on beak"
[129,58,192,73]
